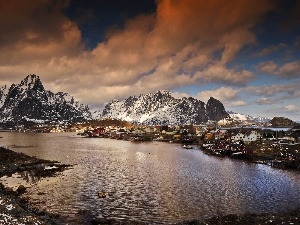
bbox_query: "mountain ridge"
[94,90,229,125]
[227,111,270,124]
[1,75,283,127]
[0,74,91,125]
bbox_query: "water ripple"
[1,132,300,224]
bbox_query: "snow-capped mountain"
[2,75,273,127]
[227,111,270,124]
[95,90,229,125]
[0,85,8,108]
[0,74,91,125]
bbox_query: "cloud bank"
[0,0,276,107]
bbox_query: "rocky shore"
[0,146,70,224]
[1,146,300,225]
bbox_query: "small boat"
[183,145,193,149]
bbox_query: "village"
[67,121,300,170]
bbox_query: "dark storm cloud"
[0,0,83,64]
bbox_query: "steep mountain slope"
[206,97,228,121]
[0,74,91,124]
[97,90,229,125]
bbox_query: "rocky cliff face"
[0,74,91,125]
[206,97,228,121]
[97,90,229,125]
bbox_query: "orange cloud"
[0,0,83,63]
[0,0,277,106]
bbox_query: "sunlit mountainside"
[93,90,229,125]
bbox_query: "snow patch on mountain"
[1,75,274,126]
[0,74,92,124]
[96,90,228,125]
[227,111,270,123]
[0,85,8,108]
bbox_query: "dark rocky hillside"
[206,97,228,121]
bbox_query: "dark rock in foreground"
[0,146,71,224]
[0,146,70,177]
[0,183,63,224]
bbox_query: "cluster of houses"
[203,126,300,157]
[77,125,198,142]
[202,129,260,157]
[75,124,300,167]
[76,124,300,144]
[13,120,300,148]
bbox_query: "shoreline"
[1,146,300,224]
[0,146,71,224]
[0,183,63,224]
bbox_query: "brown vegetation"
[77,119,133,128]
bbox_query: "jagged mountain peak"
[0,75,91,125]
[206,97,228,121]
[19,74,43,90]
[136,90,172,100]
[207,96,218,102]
[21,74,39,84]
[99,90,228,125]
[155,90,171,96]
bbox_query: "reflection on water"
[1,166,46,191]
[1,132,300,224]
[19,168,44,184]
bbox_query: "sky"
[0,0,300,121]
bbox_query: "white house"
[243,131,261,143]
[231,130,261,143]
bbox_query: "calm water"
[1,132,300,224]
